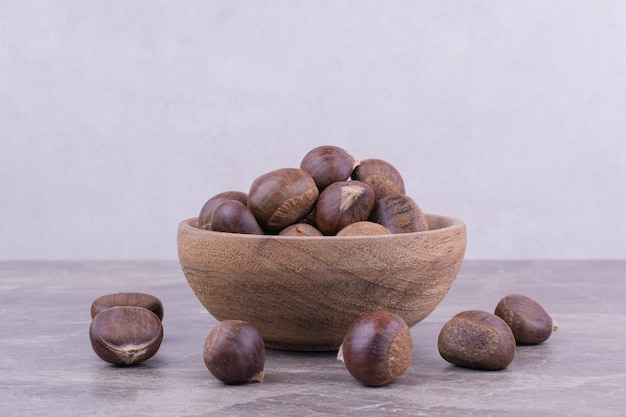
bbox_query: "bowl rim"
[178,213,465,240]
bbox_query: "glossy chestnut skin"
[304,208,317,228]
[337,311,413,387]
[90,292,164,320]
[198,191,248,230]
[203,320,265,384]
[351,158,405,201]
[495,294,558,344]
[314,180,375,235]
[208,200,263,235]
[89,306,163,365]
[438,310,515,371]
[248,168,319,232]
[370,194,428,234]
[300,145,358,191]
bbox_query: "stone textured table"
[1,260,624,416]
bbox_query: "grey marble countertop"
[1,260,624,417]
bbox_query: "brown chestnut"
[314,180,375,235]
[304,208,317,227]
[278,223,323,236]
[370,194,428,233]
[90,292,164,321]
[248,168,319,232]
[89,306,163,365]
[198,191,248,230]
[203,320,265,384]
[208,200,263,235]
[351,158,405,201]
[336,221,391,236]
[438,310,515,371]
[337,311,413,387]
[495,294,558,345]
[300,145,358,191]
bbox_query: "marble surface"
[1,260,624,416]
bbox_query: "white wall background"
[2,1,625,260]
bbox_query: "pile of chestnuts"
[88,145,559,386]
[89,292,164,366]
[197,145,428,237]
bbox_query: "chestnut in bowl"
[177,213,466,351]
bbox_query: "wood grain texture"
[177,214,466,351]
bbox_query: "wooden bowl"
[177,214,466,351]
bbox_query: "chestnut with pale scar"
[315,180,375,235]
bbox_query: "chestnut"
[300,145,358,191]
[304,208,317,228]
[370,194,428,234]
[198,191,248,230]
[203,320,265,384]
[278,223,323,236]
[351,158,405,201]
[90,292,164,321]
[438,310,515,371]
[89,306,163,365]
[208,200,263,235]
[336,221,391,236]
[337,311,413,387]
[248,168,319,232]
[495,294,558,345]
[314,180,375,235]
